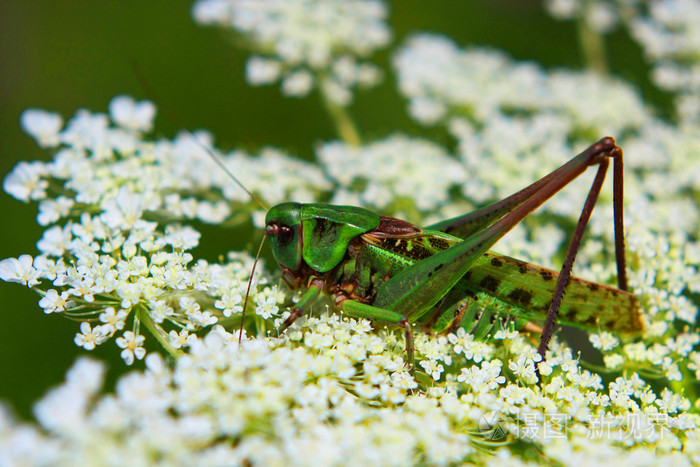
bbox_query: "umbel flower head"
[193,0,390,105]
[544,0,700,124]
[2,88,700,462]
[1,319,700,465]
[1,96,328,364]
[2,0,700,464]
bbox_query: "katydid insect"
[218,137,642,366]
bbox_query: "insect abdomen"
[464,252,643,332]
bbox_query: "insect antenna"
[180,130,269,211]
[238,234,267,343]
[132,63,271,342]
[131,61,268,210]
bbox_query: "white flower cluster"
[1,316,698,465]
[393,33,695,228]
[317,135,467,216]
[393,34,646,133]
[544,0,626,33]
[2,3,700,463]
[628,0,700,123]
[393,33,699,385]
[1,96,336,363]
[544,0,700,124]
[192,0,390,105]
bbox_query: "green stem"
[319,77,362,146]
[255,314,267,338]
[576,16,608,74]
[672,363,698,405]
[138,304,184,360]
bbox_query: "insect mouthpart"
[266,223,294,246]
[265,223,279,237]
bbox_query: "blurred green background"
[0,0,665,419]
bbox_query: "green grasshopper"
[225,137,642,365]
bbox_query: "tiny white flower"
[281,70,314,97]
[169,329,195,349]
[100,187,145,230]
[419,359,445,381]
[195,200,230,224]
[0,255,41,286]
[584,2,618,33]
[255,294,279,319]
[108,95,156,132]
[37,225,72,257]
[391,371,418,390]
[3,161,49,202]
[163,225,201,250]
[544,0,578,19]
[655,388,691,414]
[115,282,141,309]
[37,196,74,226]
[33,255,64,281]
[378,382,406,404]
[603,353,625,370]
[508,355,539,384]
[458,360,505,392]
[98,307,128,333]
[74,322,108,350]
[149,299,174,323]
[115,331,146,365]
[215,291,243,318]
[493,329,519,340]
[20,109,63,147]
[38,289,72,314]
[246,56,283,85]
[589,332,620,351]
[320,78,352,106]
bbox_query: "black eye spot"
[277,226,293,246]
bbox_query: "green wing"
[361,229,642,333]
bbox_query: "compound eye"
[277,225,293,246]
